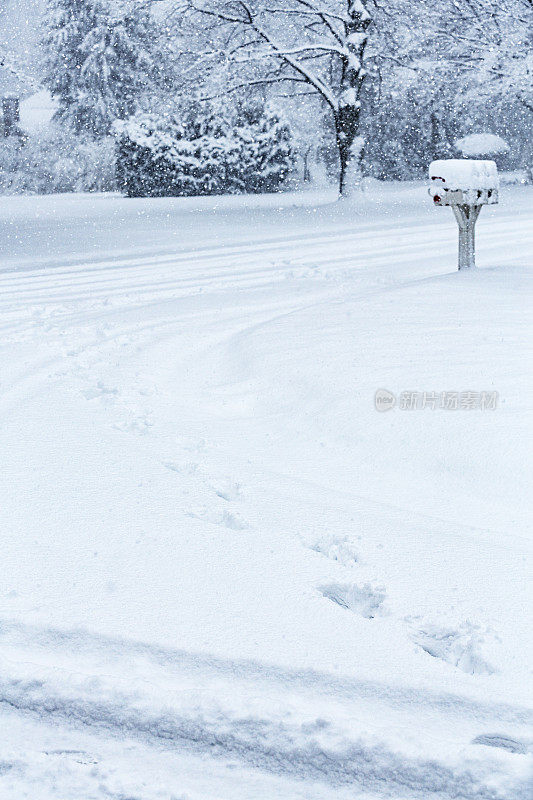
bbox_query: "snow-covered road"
[1,183,532,799]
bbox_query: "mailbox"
[429,159,499,270]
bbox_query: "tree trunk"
[303,145,312,182]
[2,96,20,138]
[336,109,364,196]
[430,112,439,161]
[336,0,371,196]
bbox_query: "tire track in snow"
[0,687,515,800]
[0,218,526,297]
[0,291,327,414]
[1,206,526,276]
[1,227,446,414]
[1,209,529,360]
[1,621,530,800]
[1,619,530,725]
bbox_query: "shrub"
[114,104,295,198]
[0,128,116,194]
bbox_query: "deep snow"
[0,182,532,799]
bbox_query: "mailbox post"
[429,159,499,270]
[452,203,480,271]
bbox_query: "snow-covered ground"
[0,182,532,799]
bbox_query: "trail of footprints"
[309,531,496,676]
[163,460,251,532]
[72,359,527,756]
[309,534,388,621]
[306,530,533,757]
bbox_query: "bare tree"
[187,0,373,195]
[436,0,533,114]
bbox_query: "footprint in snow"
[163,461,199,476]
[412,621,494,676]
[310,535,358,567]
[82,380,118,400]
[210,480,243,502]
[113,414,154,434]
[221,509,249,531]
[186,507,250,531]
[472,734,529,754]
[320,582,386,619]
[44,750,98,765]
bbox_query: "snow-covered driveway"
[0,184,532,799]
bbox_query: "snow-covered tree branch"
[188,0,373,195]
[436,0,533,113]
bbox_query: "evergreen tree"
[43,0,162,137]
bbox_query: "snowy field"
[0,181,532,799]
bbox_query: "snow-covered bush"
[0,129,116,194]
[235,104,295,194]
[115,104,295,197]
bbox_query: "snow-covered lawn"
[0,182,531,799]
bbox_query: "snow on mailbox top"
[429,159,498,206]
[455,134,509,158]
